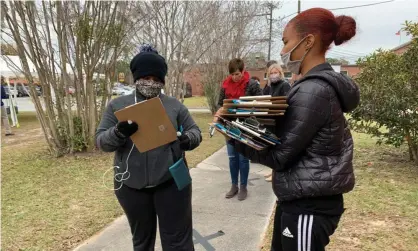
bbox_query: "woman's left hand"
[233,140,247,156]
[213,108,224,123]
[178,134,191,151]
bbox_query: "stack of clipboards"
[211,95,288,150]
[222,95,287,117]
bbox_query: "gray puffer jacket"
[234,63,360,201]
[96,93,202,190]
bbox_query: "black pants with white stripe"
[271,205,341,251]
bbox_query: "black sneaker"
[5,133,14,136]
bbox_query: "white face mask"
[269,73,281,83]
[281,36,311,75]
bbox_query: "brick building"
[184,41,414,96]
[247,68,268,88]
[338,40,413,79]
[184,67,270,96]
[183,67,204,96]
[392,40,412,55]
[185,64,345,96]
[341,64,361,78]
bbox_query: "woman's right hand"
[115,121,139,138]
[213,108,223,123]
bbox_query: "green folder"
[169,158,191,191]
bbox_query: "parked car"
[112,86,134,96]
[35,86,42,96]
[9,84,42,97]
[112,87,119,95]
[66,86,75,95]
[3,86,17,97]
[16,84,30,97]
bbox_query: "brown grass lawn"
[1,112,225,251]
[183,96,208,109]
[3,112,417,251]
[260,132,418,251]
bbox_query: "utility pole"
[267,3,273,61]
[298,0,301,14]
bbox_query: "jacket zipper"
[145,152,149,186]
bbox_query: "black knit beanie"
[130,44,168,83]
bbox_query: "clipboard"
[223,103,289,109]
[238,95,287,101]
[114,97,177,153]
[223,99,287,104]
[221,113,285,117]
[212,123,267,150]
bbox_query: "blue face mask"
[281,36,311,75]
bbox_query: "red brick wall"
[393,45,410,55]
[183,68,204,96]
[182,68,269,96]
[247,69,268,88]
[341,65,361,78]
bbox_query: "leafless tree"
[1,1,141,155]
[1,0,284,155]
[131,1,281,102]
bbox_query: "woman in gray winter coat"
[96,45,202,251]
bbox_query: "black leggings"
[115,180,194,251]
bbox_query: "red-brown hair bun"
[290,8,357,51]
[334,15,357,46]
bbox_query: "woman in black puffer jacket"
[231,8,360,251]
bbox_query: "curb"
[257,197,277,250]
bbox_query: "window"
[341,71,348,76]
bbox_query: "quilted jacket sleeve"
[178,102,202,150]
[95,101,127,152]
[247,79,263,96]
[234,83,331,170]
[217,87,226,109]
[280,82,291,96]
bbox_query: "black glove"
[227,138,236,146]
[233,140,248,156]
[178,134,191,151]
[115,121,138,138]
[235,140,272,164]
[234,140,257,160]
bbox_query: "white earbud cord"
[102,142,135,191]
[102,92,138,191]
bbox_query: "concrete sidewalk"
[74,146,276,251]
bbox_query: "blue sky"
[271,0,418,62]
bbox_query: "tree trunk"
[86,73,97,151]
[408,143,414,161]
[405,132,418,165]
